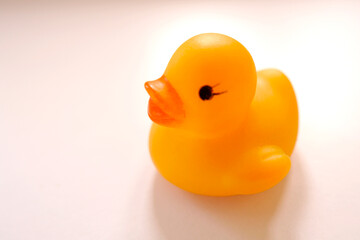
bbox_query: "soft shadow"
[152,151,306,240]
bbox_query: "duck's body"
[145,33,298,196]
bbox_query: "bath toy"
[145,33,298,196]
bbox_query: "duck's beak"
[145,76,185,126]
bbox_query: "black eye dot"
[199,85,213,100]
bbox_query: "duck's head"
[145,33,257,137]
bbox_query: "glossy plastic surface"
[145,33,298,196]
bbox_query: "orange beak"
[144,76,185,126]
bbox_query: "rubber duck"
[145,33,298,196]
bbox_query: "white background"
[1,0,360,239]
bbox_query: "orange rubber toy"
[145,33,298,196]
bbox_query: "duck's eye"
[199,85,213,100]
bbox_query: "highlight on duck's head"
[145,33,257,137]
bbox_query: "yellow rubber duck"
[145,33,298,196]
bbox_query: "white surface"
[1,1,360,239]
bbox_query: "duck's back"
[244,69,298,155]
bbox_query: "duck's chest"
[149,124,250,172]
